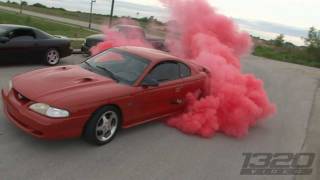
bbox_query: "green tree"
[21,1,27,6]
[305,27,320,49]
[305,27,320,58]
[32,3,47,8]
[274,34,285,47]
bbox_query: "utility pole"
[109,0,115,27]
[89,0,96,29]
[19,0,23,14]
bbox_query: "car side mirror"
[141,77,159,87]
[0,37,9,43]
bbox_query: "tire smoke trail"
[162,0,276,138]
[91,0,276,139]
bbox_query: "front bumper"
[1,89,89,140]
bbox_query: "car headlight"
[29,103,70,118]
[8,80,12,91]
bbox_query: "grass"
[253,45,320,68]
[1,1,142,26]
[0,1,110,25]
[0,10,97,38]
[70,40,84,49]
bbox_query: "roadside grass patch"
[0,10,96,38]
[253,45,320,68]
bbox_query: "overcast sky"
[213,0,319,29]
[127,0,319,29]
[4,0,319,45]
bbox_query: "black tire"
[45,48,60,66]
[83,106,121,145]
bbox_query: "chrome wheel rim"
[96,111,118,142]
[47,49,60,65]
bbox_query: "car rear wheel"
[83,106,121,145]
[45,48,60,66]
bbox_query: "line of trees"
[270,34,294,48]
[305,27,320,58]
[272,27,320,58]
[5,1,66,11]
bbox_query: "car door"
[130,61,182,125]
[0,29,15,61]
[172,62,204,111]
[32,29,53,58]
[0,36,12,61]
[4,28,37,61]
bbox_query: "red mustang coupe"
[2,46,209,145]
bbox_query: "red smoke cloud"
[163,0,276,138]
[90,18,152,55]
[91,0,276,138]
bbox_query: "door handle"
[171,98,183,105]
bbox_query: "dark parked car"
[81,25,166,55]
[0,24,72,65]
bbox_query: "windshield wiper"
[81,61,94,72]
[96,65,119,82]
[83,61,91,67]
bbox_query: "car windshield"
[82,49,150,85]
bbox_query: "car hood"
[13,65,116,102]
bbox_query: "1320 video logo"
[240,153,315,175]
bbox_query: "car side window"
[147,62,180,83]
[9,29,36,40]
[179,63,191,78]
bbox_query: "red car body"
[2,46,209,140]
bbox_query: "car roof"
[115,46,183,63]
[87,34,105,39]
[0,24,33,30]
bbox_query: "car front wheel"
[84,106,121,145]
[45,48,60,66]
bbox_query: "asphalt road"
[0,54,319,180]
